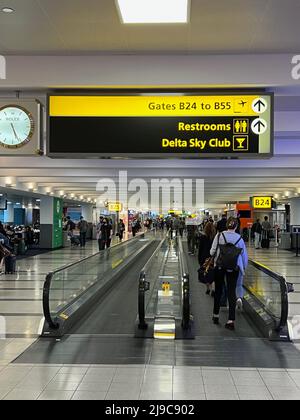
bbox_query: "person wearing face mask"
[99,218,113,250]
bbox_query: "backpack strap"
[234,236,242,246]
[222,232,227,244]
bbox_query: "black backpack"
[216,233,242,271]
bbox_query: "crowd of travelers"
[0,221,40,274]
[187,213,275,331]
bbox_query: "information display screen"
[48,93,273,158]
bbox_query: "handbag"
[0,243,11,258]
[198,234,220,283]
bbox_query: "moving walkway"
[42,231,292,342]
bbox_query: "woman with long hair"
[198,221,216,295]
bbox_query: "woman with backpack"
[210,217,248,331]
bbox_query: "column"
[40,196,63,249]
[5,202,14,224]
[290,198,300,227]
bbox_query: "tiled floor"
[0,363,299,400]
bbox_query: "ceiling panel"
[0,0,299,54]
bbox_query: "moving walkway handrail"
[43,232,145,330]
[138,236,166,329]
[178,237,191,330]
[247,259,289,331]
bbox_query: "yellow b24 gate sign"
[252,196,273,209]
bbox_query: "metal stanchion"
[296,232,300,257]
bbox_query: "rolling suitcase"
[71,236,80,246]
[5,255,16,274]
[261,230,270,249]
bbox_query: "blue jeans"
[236,272,244,299]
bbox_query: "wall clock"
[0,105,34,148]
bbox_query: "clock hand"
[10,123,20,142]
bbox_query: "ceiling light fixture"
[1,7,14,13]
[116,0,189,24]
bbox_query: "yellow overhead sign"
[50,95,263,117]
[252,196,273,209]
[108,202,123,212]
[48,93,273,158]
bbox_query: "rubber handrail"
[43,232,145,329]
[248,259,289,330]
[137,236,167,328]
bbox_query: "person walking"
[210,217,248,330]
[252,218,262,249]
[216,214,227,233]
[77,216,88,248]
[179,218,185,237]
[66,216,76,236]
[96,216,104,251]
[187,219,197,255]
[117,219,125,241]
[198,222,216,295]
[261,216,272,249]
[99,218,112,250]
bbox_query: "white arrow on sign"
[252,97,267,114]
[251,118,267,135]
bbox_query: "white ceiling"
[0,0,300,54]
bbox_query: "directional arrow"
[252,97,267,114]
[253,99,265,112]
[253,119,265,132]
[251,118,268,135]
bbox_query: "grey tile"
[72,391,107,400]
[87,367,116,376]
[262,378,297,387]
[236,386,271,396]
[239,394,273,400]
[52,373,85,383]
[204,384,237,394]
[112,374,144,384]
[4,389,41,400]
[77,381,111,392]
[106,391,140,400]
[173,392,206,400]
[59,366,89,375]
[139,391,172,400]
[0,389,12,399]
[203,376,234,385]
[115,367,145,376]
[173,382,205,393]
[109,382,141,393]
[29,366,61,376]
[141,382,172,393]
[16,378,51,391]
[268,386,300,399]
[231,370,261,379]
[272,393,300,400]
[206,393,239,400]
[44,380,80,391]
[232,377,266,386]
[38,390,75,400]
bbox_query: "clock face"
[0,105,34,148]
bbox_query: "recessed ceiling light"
[116,0,189,24]
[1,7,14,13]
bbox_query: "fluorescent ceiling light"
[1,7,14,13]
[116,0,189,24]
